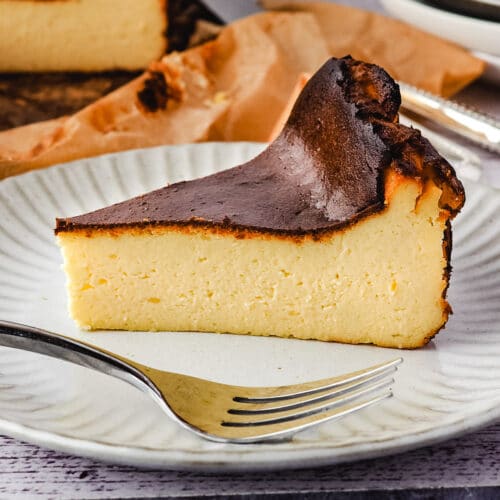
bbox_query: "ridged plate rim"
[0,142,499,471]
[0,400,499,471]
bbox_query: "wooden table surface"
[1,1,499,498]
[1,423,499,499]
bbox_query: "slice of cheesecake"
[56,56,465,348]
[0,0,167,71]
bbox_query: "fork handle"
[0,320,156,395]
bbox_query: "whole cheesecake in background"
[55,56,465,349]
[0,7,484,179]
[0,0,167,71]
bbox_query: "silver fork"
[0,320,401,443]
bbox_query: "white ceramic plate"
[472,50,500,84]
[382,0,500,79]
[0,142,499,471]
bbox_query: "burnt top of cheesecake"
[55,56,465,236]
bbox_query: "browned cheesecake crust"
[56,56,464,237]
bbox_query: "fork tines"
[221,358,402,440]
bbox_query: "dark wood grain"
[0,73,137,131]
[0,423,498,498]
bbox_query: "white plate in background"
[472,50,500,84]
[382,0,500,56]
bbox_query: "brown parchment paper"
[263,0,484,97]
[0,6,484,179]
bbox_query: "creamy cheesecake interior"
[0,0,167,71]
[58,174,449,348]
[55,57,464,349]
